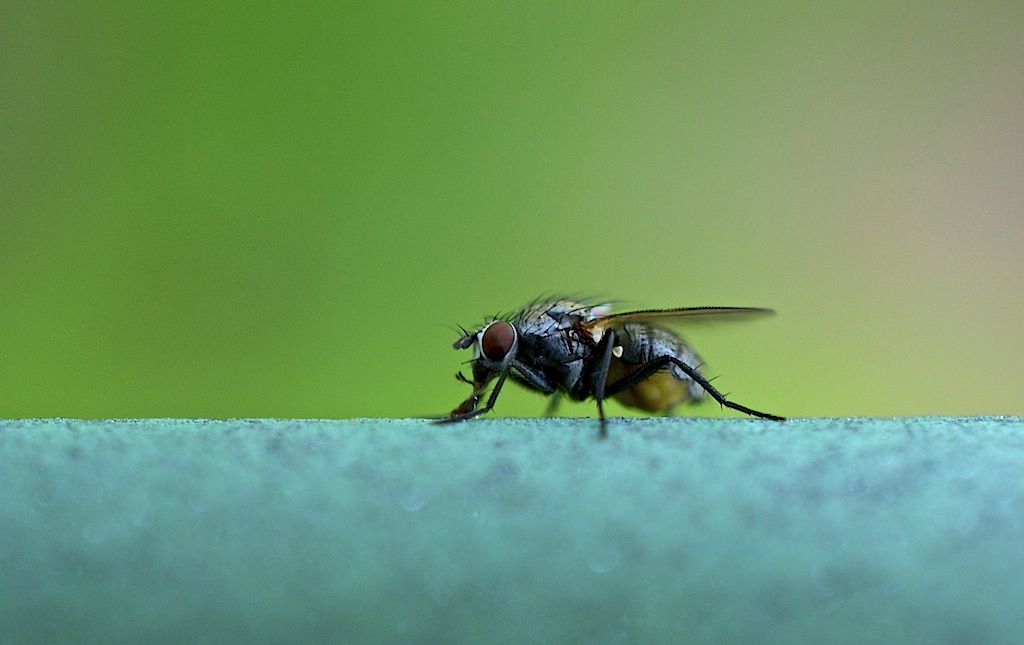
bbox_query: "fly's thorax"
[516,300,609,336]
[512,301,603,395]
[516,327,590,394]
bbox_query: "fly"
[439,298,784,436]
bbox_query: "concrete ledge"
[2,417,1023,643]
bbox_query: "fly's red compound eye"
[481,321,515,362]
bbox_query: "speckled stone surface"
[2,417,1023,643]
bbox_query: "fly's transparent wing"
[583,306,773,332]
[581,306,774,345]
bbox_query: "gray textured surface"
[2,417,1023,643]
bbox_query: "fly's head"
[448,319,519,418]
[452,319,519,385]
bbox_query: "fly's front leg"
[449,386,485,418]
[438,360,556,425]
[438,369,511,423]
[446,372,484,416]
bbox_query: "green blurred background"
[2,2,1021,419]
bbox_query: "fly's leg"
[443,371,485,417]
[450,388,484,417]
[513,361,562,416]
[437,369,511,423]
[603,355,785,421]
[512,361,558,395]
[542,393,562,417]
[591,328,618,439]
[513,361,560,418]
[444,371,481,415]
[437,362,556,425]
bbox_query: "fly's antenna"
[452,325,477,350]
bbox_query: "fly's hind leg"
[603,355,785,421]
[543,393,563,417]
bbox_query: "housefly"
[439,298,784,436]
